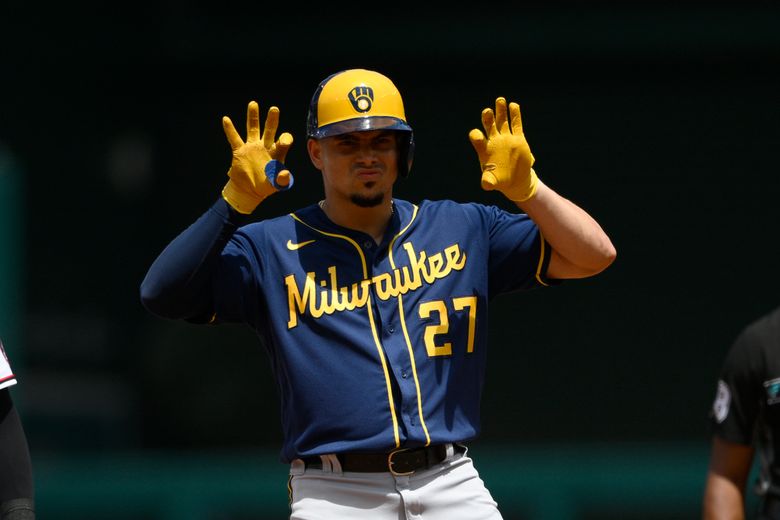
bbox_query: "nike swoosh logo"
[286,239,316,251]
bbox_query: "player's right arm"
[140,101,292,321]
[702,436,753,520]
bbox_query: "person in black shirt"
[703,305,780,519]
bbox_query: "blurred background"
[2,2,780,518]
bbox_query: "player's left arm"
[0,388,35,519]
[702,436,753,520]
[469,97,616,279]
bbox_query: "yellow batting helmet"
[306,69,415,177]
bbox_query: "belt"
[301,443,462,476]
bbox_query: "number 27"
[418,296,477,357]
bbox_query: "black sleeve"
[709,324,763,444]
[139,198,249,322]
[0,388,34,519]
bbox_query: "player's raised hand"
[221,101,295,214]
[468,97,538,203]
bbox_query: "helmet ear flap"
[306,71,339,138]
[398,131,414,178]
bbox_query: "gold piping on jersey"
[289,212,402,448]
[535,231,549,287]
[387,204,432,446]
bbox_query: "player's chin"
[354,180,384,195]
[350,190,386,208]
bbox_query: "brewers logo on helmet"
[306,69,415,177]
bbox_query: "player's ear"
[307,138,323,170]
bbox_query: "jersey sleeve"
[209,223,269,329]
[479,204,557,296]
[710,326,764,445]
[0,340,17,391]
[139,198,250,323]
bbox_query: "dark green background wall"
[2,3,780,518]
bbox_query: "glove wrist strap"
[222,178,265,215]
[507,168,539,203]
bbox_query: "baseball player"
[140,69,616,519]
[703,305,780,519]
[0,338,35,520]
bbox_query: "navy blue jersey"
[143,197,554,463]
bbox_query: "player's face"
[308,130,399,208]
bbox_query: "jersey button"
[402,371,408,379]
[388,325,395,334]
[363,240,373,249]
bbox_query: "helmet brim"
[309,116,412,139]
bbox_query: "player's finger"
[481,108,497,138]
[481,171,498,191]
[222,116,244,151]
[273,132,294,163]
[468,129,488,157]
[509,102,523,134]
[263,106,280,150]
[246,101,260,142]
[494,97,509,134]
[275,170,291,188]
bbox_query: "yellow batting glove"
[468,97,538,203]
[221,101,294,214]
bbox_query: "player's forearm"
[517,180,616,278]
[140,198,246,320]
[702,473,746,520]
